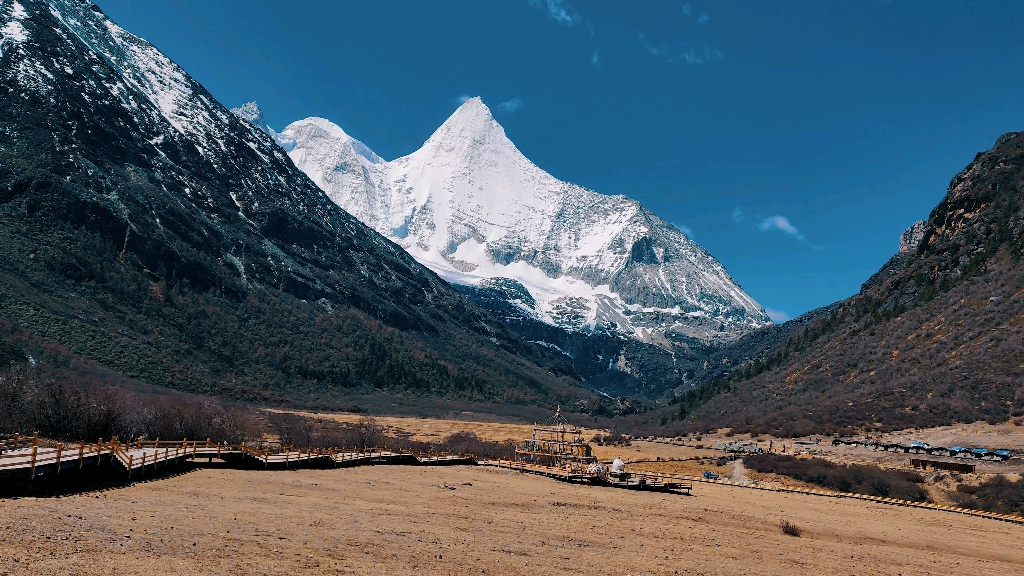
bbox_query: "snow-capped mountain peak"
[257,97,772,346]
[423,96,508,152]
[261,115,385,224]
[230,101,274,136]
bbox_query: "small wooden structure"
[910,458,975,474]
[514,407,596,474]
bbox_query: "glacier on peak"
[250,96,772,346]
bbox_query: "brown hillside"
[672,131,1024,436]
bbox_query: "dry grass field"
[286,410,578,443]
[2,463,1022,576]
[285,411,721,462]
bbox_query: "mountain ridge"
[269,97,771,350]
[0,0,600,412]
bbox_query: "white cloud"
[497,98,524,113]
[697,13,710,24]
[764,308,791,323]
[757,215,821,248]
[455,94,472,105]
[682,4,692,16]
[528,0,578,26]
[732,207,744,223]
[673,222,694,239]
[758,215,801,237]
[590,50,602,67]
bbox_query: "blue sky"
[97,0,1024,321]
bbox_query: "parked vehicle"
[949,446,969,457]
[702,471,719,480]
[909,441,931,453]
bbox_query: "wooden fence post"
[29,444,37,480]
[78,442,84,469]
[127,454,133,478]
[12,433,18,449]
[55,443,63,474]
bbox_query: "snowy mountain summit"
[262,97,771,346]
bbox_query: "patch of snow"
[1,1,30,57]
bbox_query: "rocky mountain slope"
[273,98,771,349]
[654,131,1024,436]
[0,0,599,412]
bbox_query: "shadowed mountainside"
[0,0,599,413]
[641,131,1024,436]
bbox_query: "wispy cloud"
[758,215,801,237]
[455,94,472,105]
[528,2,719,68]
[682,4,709,24]
[732,207,744,223]
[497,97,524,113]
[638,32,721,65]
[757,215,821,248]
[764,308,791,323]
[683,45,721,64]
[528,0,579,26]
[673,222,694,239]
[639,33,672,59]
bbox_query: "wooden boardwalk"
[3,434,1024,526]
[0,434,474,481]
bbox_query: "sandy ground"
[2,464,1023,576]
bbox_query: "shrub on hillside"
[142,398,258,444]
[745,453,927,501]
[951,475,1024,516]
[0,362,259,443]
[589,432,631,446]
[436,431,514,459]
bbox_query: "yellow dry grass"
[283,410,577,443]
[2,464,1022,575]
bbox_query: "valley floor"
[2,464,1022,575]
